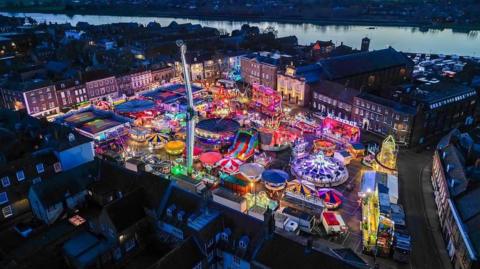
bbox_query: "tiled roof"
[253,233,367,269]
[105,187,146,233]
[318,47,413,80]
[357,92,417,115]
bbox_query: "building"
[0,109,94,223]
[0,80,60,118]
[84,71,119,102]
[397,82,477,145]
[241,52,287,89]
[151,65,175,84]
[55,79,88,110]
[311,40,335,60]
[431,129,480,269]
[311,80,360,120]
[277,64,322,106]
[352,93,417,145]
[318,47,413,92]
[28,162,95,225]
[116,69,153,96]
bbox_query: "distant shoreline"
[2,7,480,31]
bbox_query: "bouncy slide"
[226,130,258,161]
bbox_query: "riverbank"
[3,6,480,31]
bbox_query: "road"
[397,149,452,269]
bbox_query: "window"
[16,170,25,181]
[2,205,12,218]
[1,177,10,187]
[0,192,8,205]
[36,163,44,174]
[54,162,62,173]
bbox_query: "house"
[311,40,335,60]
[431,129,480,269]
[252,233,369,269]
[0,109,94,223]
[28,161,96,225]
[92,187,149,261]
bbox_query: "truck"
[280,207,316,233]
[274,211,300,234]
[393,231,411,263]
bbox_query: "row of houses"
[0,109,95,224]
[6,158,370,269]
[0,65,175,118]
[431,129,480,269]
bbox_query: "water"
[2,12,480,56]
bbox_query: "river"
[2,12,480,56]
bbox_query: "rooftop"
[318,47,413,80]
[402,81,476,106]
[357,92,417,115]
[253,233,367,269]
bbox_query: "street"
[397,149,452,269]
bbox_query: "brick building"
[55,79,88,110]
[84,71,119,101]
[431,129,480,269]
[311,80,360,120]
[241,52,289,89]
[0,81,59,118]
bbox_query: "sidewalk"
[420,165,453,269]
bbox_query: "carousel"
[291,152,348,187]
[261,169,290,192]
[146,133,167,149]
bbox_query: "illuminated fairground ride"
[195,118,240,149]
[291,152,349,187]
[313,139,336,156]
[258,125,299,151]
[249,83,282,117]
[372,135,398,174]
[321,116,360,145]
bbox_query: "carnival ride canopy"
[115,99,156,113]
[196,118,240,134]
[286,179,316,196]
[199,151,223,167]
[216,157,243,174]
[261,169,290,184]
[239,163,265,181]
